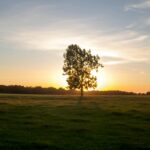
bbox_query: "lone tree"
[63,44,103,97]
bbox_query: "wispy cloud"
[145,18,150,25]
[125,0,150,11]
[102,56,128,65]
[125,23,137,29]
[120,35,150,44]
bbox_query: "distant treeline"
[0,85,149,95]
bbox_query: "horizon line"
[0,84,149,94]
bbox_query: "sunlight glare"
[91,69,106,89]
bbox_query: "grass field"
[0,94,150,150]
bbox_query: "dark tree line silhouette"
[147,91,150,95]
[0,85,149,95]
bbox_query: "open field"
[0,94,150,150]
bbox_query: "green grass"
[0,94,150,150]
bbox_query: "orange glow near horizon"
[0,65,149,93]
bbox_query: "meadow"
[0,94,150,150]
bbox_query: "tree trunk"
[77,85,83,104]
[81,85,84,97]
[80,74,84,102]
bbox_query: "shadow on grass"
[0,143,61,150]
[119,143,150,150]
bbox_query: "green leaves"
[63,44,103,94]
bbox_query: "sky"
[0,0,150,92]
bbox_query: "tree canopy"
[63,44,103,97]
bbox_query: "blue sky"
[0,0,150,92]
